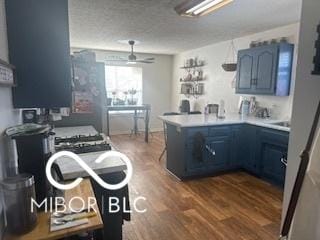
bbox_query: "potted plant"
[123,91,128,104]
[111,91,117,105]
[128,88,137,105]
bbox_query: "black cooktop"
[55,141,112,154]
[55,134,104,145]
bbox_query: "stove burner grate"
[55,134,104,145]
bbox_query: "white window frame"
[105,65,143,115]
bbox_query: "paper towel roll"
[218,100,225,118]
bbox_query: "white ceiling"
[68,0,302,55]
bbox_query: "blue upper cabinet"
[237,50,254,92]
[254,45,278,94]
[236,43,294,96]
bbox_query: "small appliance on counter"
[207,104,219,115]
[0,174,37,234]
[255,107,271,119]
[238,96,257,116]
[241,99,250,116]
[179,99,190,114]
[5,124,64,206]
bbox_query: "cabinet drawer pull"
[205,145,216,156]
[281,157,288,166]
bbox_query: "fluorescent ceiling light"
[194,0,224,15]
[186,0,223,14]
[175,0,233,17]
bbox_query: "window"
[105,66,143,106]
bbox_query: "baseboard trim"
[165,169,182,181]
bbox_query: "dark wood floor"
[110,132,283,240]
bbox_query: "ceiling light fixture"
[175,0,233,17]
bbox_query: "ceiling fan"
[106,40,155,64]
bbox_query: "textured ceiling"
[68,0,302,55]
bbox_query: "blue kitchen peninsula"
[159,114,290,187]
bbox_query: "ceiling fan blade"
[105,59,128,62]
[105,57,129,64]
[135,60,154,64]
[105,41,155,64]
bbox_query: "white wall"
[0,0,21,237]
[282,0,320,239]
[171,23,300,119]
[72,48,173,135]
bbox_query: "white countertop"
[158,114,290,132]
[54,126,127,180]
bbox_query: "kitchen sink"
[271,121,291,128]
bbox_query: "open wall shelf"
[180,64,205,69]
[179,58,206,98]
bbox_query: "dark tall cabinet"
[54,61,106,132]
[5,0,72,108]
[236,43,294,96]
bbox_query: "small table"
[4,179,103,240]
[106,104,151,142]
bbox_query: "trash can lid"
[0,174,35,190]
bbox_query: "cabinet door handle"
[281,157,288,166]
[205,145,216,156]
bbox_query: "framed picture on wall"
[312,23,320,75]
[0,58,17,86]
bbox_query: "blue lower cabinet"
[260,143,287,187]
[206,136,230,170]
[186,141,206,173]
[240,125,260,175]
[185,127,231,175]
[166,123,289,187]
[230,126,243,168]
[257,129,289,187]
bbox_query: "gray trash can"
[0,174,38,234]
